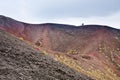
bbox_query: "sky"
[0,0,120,29]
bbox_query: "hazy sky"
[0,0,120,29]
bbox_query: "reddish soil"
[0,15,120,79]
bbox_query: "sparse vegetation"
[67,49,79,55]
[45,51,120,80]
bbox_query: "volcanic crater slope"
[0,15,120,80]
[0,29,92,80]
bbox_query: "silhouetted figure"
[82,23,84,26]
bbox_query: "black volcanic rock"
[0,29,92,80]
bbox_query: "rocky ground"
[0,29,92,80]
[1,15,120,80]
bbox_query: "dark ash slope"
[0,29,92,80]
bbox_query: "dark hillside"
[0,29,92,80]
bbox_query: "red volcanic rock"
[0,15,120,79]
